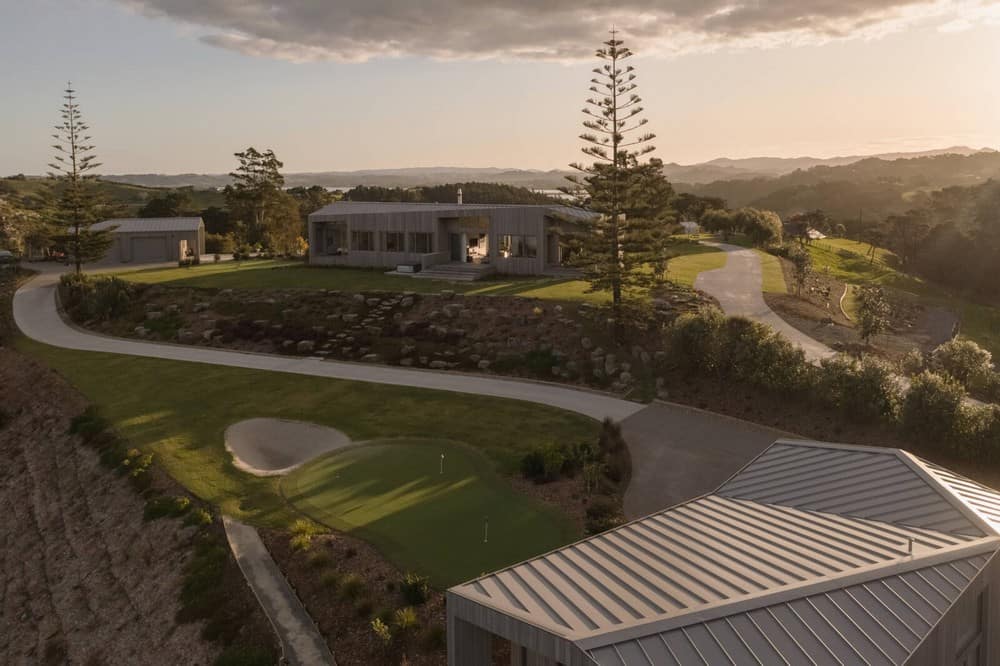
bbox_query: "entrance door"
[449,233,463,261]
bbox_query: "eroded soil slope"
[0,348,219,665]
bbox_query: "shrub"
[817,356,901,422]
[289,519,319,551]
[719,317,810,394]
[524,348,559,376]
[184,508,214,527]
[205,233,235,255]
[340,574,365,601]
[900,349,926,377]
[857,285,891,344]
[585,495,624,535]
[901,371,968,453]
[307,551,332,569]
[319,571,341,590]
[394,606,420,633]
[371,618,393,650]
[144,495,192,521]
[373,606,394,625]
[60,274,135,321]
[932,339,994,389]
[289,534,313,552]
[598,418,626,455]
[69,406,110,442]
[520,449,546,480]
[664,310,725,375]
[399,572,429,606]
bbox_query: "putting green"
[281,439,575,587]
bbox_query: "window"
[351,230,375,251]
[322,222,347,255]
[383,231,405,252]
[498,235,538,258]
[409,232,433,254]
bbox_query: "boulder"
[429,360,450,369]
[477,360,491,370]
[193,302,211,313]
[352,293,366,303]
[202,329,217,341]
[297,340,315,353]
[177,330,198,344]
[133,326,148,337]
[342,313,359,323]
[366,298,381,307]
[439,290,455,299]
[361,353,382,363]
[400,296,415,308]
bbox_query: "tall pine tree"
[567,30,674,312]
[47,84,114,273]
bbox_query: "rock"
[443,304,464,318]
[399,358,414,367]
[400,296,414,308]
[297,340,315,353]
[419,356,429,365]
[353,294,366,303]
[361,353,382,363]
[401,344,417,356]
[366,298,381,307]
[342,346,354,356]
[342,314,359,323]
[252,319,269,328]
[619,371,633,384]
[439,290,455,299]
[193,302,211,313]
[133,326,148,337]
[469,354,481,363]
[177,330,198,344]
[393,312,403,321]
[202,329,217,341]
[166,304,180,314]
[477,360,491,370]
[604,354,618,376]
[365,325,382,336]
[326,314,341,321]
[654,351,667,363]
[282,340,296,350]
[554,305,563,314]
[429,360,450,369]
[146,311,163,320]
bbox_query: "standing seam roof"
[91,217,204,233]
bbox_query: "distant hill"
[95,146,996,190]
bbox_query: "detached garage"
[91,217,205,264]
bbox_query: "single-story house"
[307,200,596,277]
[448,440,1000,665]
[90,217,205,264]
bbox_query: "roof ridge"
[572,537,1000,652]
[900,450,1000,537]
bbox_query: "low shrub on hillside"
[901,372,968,454]
[59,274,135,322]
[817,356,901,422]
[932,338,994,389]
[399,572,429,606]
[585,496,625,535]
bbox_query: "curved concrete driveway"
[14,274,641,422]
[695,242,835,362]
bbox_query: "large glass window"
[351,230,375,251]
[409,232,433,254]
[322,222,347,255]
[383,231,405,252]
[498,235,538,258]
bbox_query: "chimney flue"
[457,188,463,205]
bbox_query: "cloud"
[116,0,1000,62]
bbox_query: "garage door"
[130,236,169,263]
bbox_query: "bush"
[664,310,725,376]
[816,356,901,422]
[60,274,135,321]
[399,572,429,606]
[394,606,420,633]
[289,534,313,552]
[901,372,968,453]
[900,349,926,377]
[371,618,393,650]
[205,233,235,255]
[184,508,214,527]
[320,571,341,590]
[585,495,624,535]
[719,317,810,394]
[144,495,192,521]
[340,574,365,601]
[524,348,559,377]
[289,519,319,551]
[307,551,332,569]
[932,339,994,389]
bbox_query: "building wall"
[906,552,999,666]
[309,207,552,275]
[105,228,204,263]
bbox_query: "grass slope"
[16,338,598,534]
[283,440,574,587]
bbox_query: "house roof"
[308,201,596,221]
[91,217,204,233]
[449,440,1000,665]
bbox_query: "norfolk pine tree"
[47,84,114,273]
[567,30,673,315]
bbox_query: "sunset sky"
[3,0,1000,174]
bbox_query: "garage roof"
[91,217,204,233]
[449,440,1000,665]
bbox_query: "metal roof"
[91,217,204,233]
[587,551,994,666]
[449,440,1000,666]
[308,201,596,220]
[717,442,984,537]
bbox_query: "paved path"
[695,242,835,362]
[223,518,336,666]
[13,274,642,422]
[621,403,793,518]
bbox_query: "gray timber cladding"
[447,440,1000,666]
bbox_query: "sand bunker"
[225,418,351,476]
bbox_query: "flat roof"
[308,201,596,221]
[450,440,1000,665]
[91,217,204,233]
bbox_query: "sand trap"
[225,418,351,476]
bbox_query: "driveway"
[621,403,792,518]
[695,242,835,362]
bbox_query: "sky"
[2,0,1000,175]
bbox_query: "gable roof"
[91,217,204,233]
[449,440,1000,666]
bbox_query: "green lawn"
[16,338,598,535]
[283,439,574,587]
[111,243,722,303]
[756,250,788,294]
